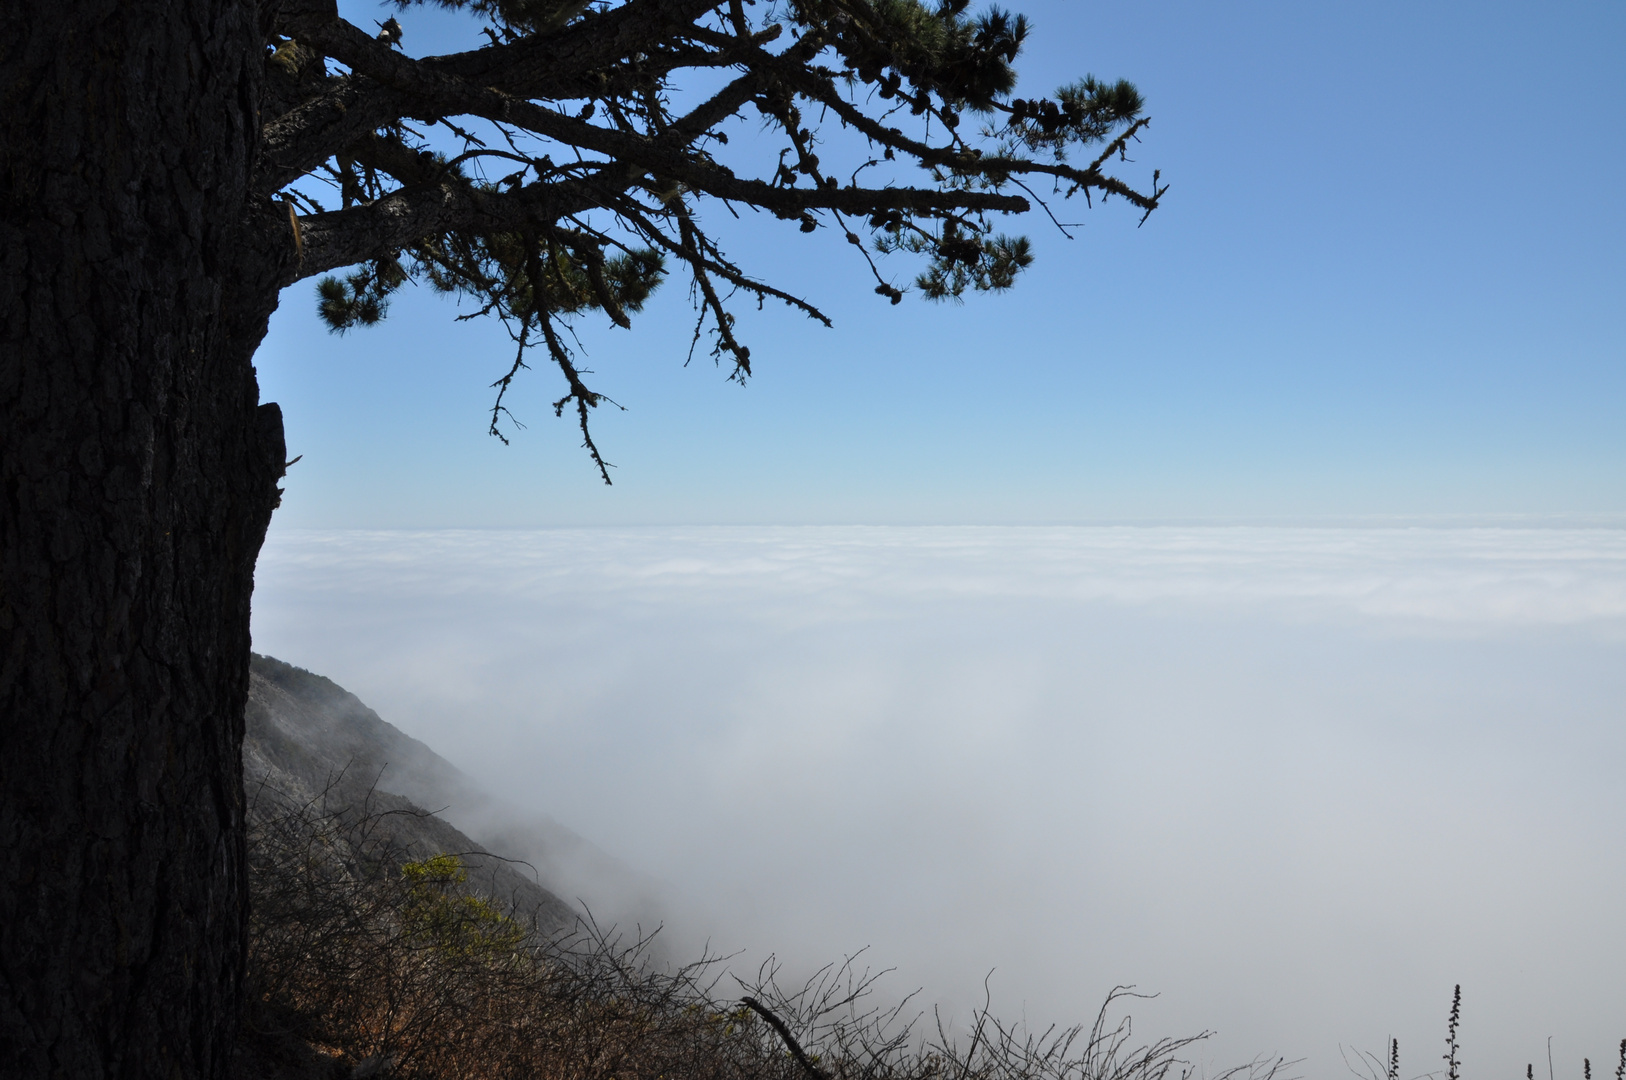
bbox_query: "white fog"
[251,525,1626,1079]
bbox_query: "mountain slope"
[244,653,580,933]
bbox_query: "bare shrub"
[242,785,1288,1080]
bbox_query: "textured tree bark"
[0,2,285,1077]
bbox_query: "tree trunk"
[0,2,285,1077]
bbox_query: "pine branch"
[253,0,1167,479]
[261,0,721,194]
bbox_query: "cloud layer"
[253,526,1626,1078]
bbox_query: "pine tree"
[275,0,1164,476]
[0,2,1160,1077]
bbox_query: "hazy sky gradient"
[256,0,1625,526]
[253,526,1626,1079]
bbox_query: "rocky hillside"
[244,653,583,934]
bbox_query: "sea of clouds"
[252,526,1626,1079]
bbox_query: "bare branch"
[743,996,827,1080]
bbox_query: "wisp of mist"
[251,525,1626,1079]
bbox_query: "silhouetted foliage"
[1341,988,1626,1080]
[267,0,1167,476]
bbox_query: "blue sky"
[257,0,1625,526]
